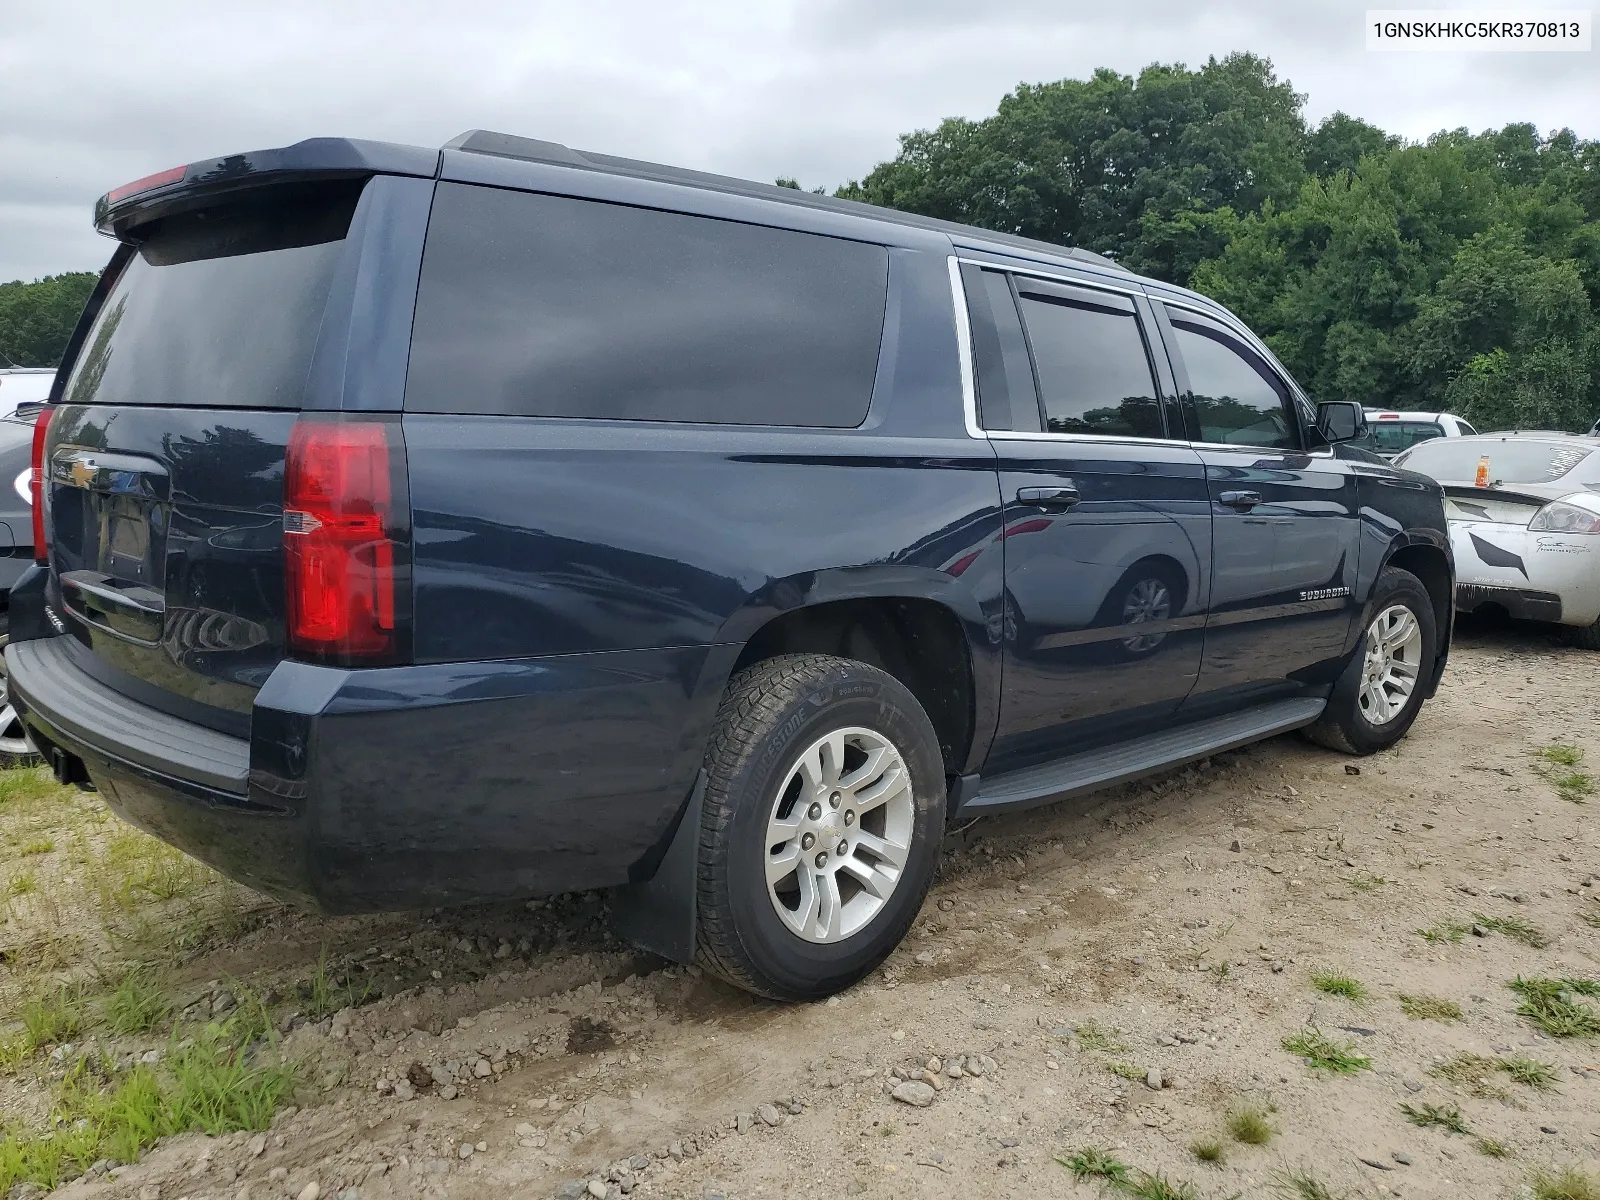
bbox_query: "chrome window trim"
[946,255,986,440]
[955,254,1146,300]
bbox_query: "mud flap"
[609,770,706,966]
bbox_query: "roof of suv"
[439,130,1130,275]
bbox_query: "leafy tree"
[1304,112,1399,178]
[0,273,97,367]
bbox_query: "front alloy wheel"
[764,727,914,943]
[1358,603,1424,726]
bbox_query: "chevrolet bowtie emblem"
[68,458,96,487]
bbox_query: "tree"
[837,53,1306,285]
[1304,112,1399,178]
[0,273,98,368]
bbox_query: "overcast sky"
[2,0,1596,283]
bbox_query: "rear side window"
[1012,279,1163,439]
[1167,309,1298,450]
[63,181,363,410]
[404,184,888,426]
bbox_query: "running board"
[960,696,1327,816]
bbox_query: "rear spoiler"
[1439,484,1553,508]
[94,138,441,239]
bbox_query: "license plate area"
[49,449,170,646]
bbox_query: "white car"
[1356,409,1478,460]
[0,368,54,419]
[1393,433,1600,649]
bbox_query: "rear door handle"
[1016,486,1081,509]
[1218,490,1263,511]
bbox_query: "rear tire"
[1567,618,1600,651]
[0,614,42,770]
[1303,567,1437,756]
[694,654,945,1001]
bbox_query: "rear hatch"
[44,180,367,733]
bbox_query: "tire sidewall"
[718,668,944,999]
[1334,569,1438,753]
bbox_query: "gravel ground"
[17,618,1600,1200]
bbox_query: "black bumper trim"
[6,636,249,795]
[1455,583,1563,624]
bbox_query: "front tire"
[694,654,945,1001]
[1567,618,1600,651]
[1304,567,1437,756]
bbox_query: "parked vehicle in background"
[8,131,1453,1001]
[0,368,55,419]
[1353,410,1477,460]
[1587,415,1599,436]
[0,403,43,764]
[1394,433,1600,649]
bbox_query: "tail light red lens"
[30,406,54,563]
[284,417,410,664]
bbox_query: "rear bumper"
[7,634,728,912]
[1455,583,1563,624]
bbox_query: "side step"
[960,696,1327,816]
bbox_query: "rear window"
[404,184,888,426]
[62,181,363,410]
[1397,438,1599,483]
[1366,420,1444,453]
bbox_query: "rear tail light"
[30,405,54,563]
[105,164,187,205]
[283,416,411,665]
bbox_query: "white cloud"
[1,0,1595,281]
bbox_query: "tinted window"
[405,184,888,425]
[1169,312,1297,449]
[62,181,362,410]
[1369,420,1444,453]
[1397,438,1599,484]
[1457,419,1478,435]
[1014,284,1163,439]
[965,267,1038,432]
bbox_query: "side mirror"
[1317,400,1367,444]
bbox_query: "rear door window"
[404,184,889,426]
[62,181,363,410]
[1011,278,1165,439]
[1166,308,1299,450]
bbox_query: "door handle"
[1016,486,1081,509]
[1218,490,1263,511]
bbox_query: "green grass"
[1432,1050,1560,1096]
[1500,1054,1560,1090]
[1474,912,1551,948]
[1190,1138,1224,1164]
[1055,1149,1196,1200]
[1510,977,1600,1039]
[1400,1102,1469,1134]
[1532,745,1593,804]
[1072,1019,1129,1054]
[1532,1166,1600,1200]
[17,840,54,857]
[0,1017,295,1194]
[1273,1167,1339,1200]
[1346,872,1386,893]
[1475,1137,1511,1158]
[296,947,374,1021]
[19,982,86,1050]
[1282,1027,1371,1074]
[1226,1105,1274,1145]
[1058,1147,1132,1184]
[1418,919,1469,944]
[1106,1060,1145,1081]
[1309,971,1367,1002]
[1398,992,1462,1021]
[103,968,172,1036]
[5,869,38,898]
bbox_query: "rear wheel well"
[730,599,974,776]
[1385,544,1452,639]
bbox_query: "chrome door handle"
[1218,490,1263,511]
[1016,486,1081,509]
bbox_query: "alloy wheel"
[763,727,914,944]
[1359,603,1423,725]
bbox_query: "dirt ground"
[7,616,1600,1200]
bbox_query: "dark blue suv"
[8,131,1453,1000]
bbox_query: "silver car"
[1393,433,1600,649]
